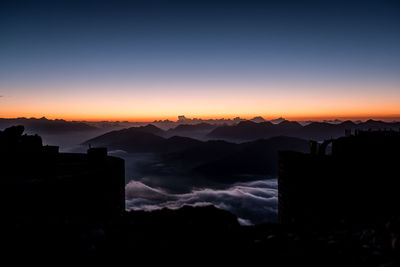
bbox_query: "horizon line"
[2,115,400,123]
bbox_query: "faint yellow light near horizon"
[1,79,400,121]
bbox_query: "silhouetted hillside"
[194,136,309,179]
[165,123,217,138]
[84,129,202,153]
[0,117,98,134]
[208,120,299,140]
[150,137,309,181]
[164,140,240,168]
[85,131,165,152]
[163,135,203,152]
[208,119,400,141]
[131,124,165,136]
[85,123,220,145]
[86,127,309,180]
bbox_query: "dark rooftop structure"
[0,125,125,224]
[278,129,400,226]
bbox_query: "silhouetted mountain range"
[159,136,309,180]
[85,128,309,180]
[194,136,309,178]
[164,123,217,138]
[86,119,400,145]
[85,119,400,179]
[0,117,98,134]
[4,117,399,144]
[84,127,202,153]
[208,119,400,141]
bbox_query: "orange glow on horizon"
[1,112,400,123]
[1,79,400,122]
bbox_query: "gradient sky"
[1,0,400,121]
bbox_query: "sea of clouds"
[125,179,278,225]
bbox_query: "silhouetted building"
[279,130,400,226]
[0,126,125,224]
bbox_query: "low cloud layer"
[126,179,278,225]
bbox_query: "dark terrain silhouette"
[0,117,98,134]
[179,136,309,179]
[2,125,400,265]
[279,129,400,226]
[208,119,400,141]
[85,129,310,181]
[84,129,202,153]
[0,125,125,220]
[164,122,217,138]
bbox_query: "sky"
[1,0,400,121]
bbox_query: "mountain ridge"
[208,119,400,141]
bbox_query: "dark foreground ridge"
[1,126,400,265]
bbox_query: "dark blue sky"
[1,0,399,120]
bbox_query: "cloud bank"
[125,179,278,225]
